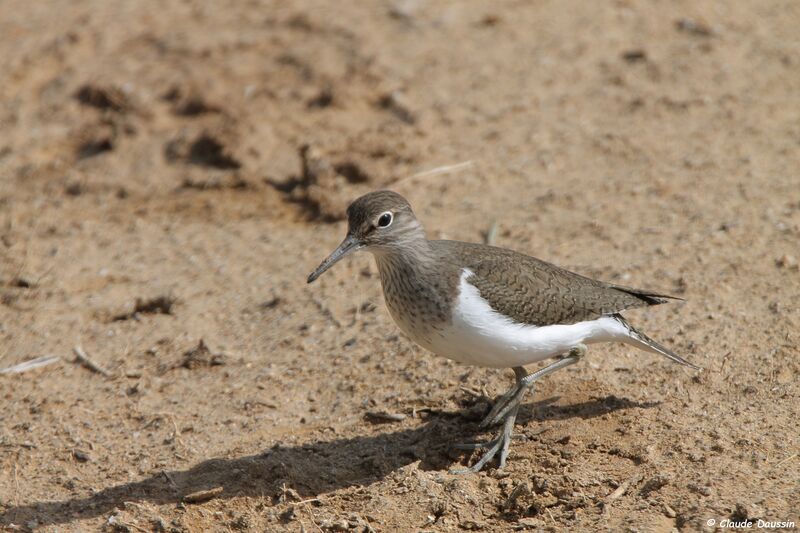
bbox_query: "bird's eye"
[377,212,393,228]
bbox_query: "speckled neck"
[372,240,457,346]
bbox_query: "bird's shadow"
[0,395,659,527]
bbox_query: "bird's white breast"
[420,269,631,368]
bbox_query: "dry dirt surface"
[1,1,799,532]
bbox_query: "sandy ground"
[1,1,799,531]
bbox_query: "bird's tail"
[614,314,702,370]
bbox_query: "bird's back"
[432,240,679,327]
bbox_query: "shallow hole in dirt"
[163,86,222,116]
[377,91,416,124]
[113,295,176,321]
[333,161,370,183]
[76,138,114,159]
[263,176,339,222]
[179,339,226,369]
[176,98,221,116]
[65,182,84,196]
[134,295,175,314]
[621,49,647,63]
[74,84,131,112]
[180,175,250,190]
[5,277,34,288]
[259,296,283,310]
[187,135,241,169]
[266,147,371,222]
[307,88,334,108]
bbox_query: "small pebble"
[72,449,91,462]
[775,254,798,269]
[365,411,406,422]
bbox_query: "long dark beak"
[307,234,362,283]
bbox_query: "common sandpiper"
[307,190,700,472]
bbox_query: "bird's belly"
[417,272,630,368]
[423,315,626,368]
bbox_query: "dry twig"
[0,355,60,375]
[606,474,643,503]
[484,220,499,245]
[73,346,112,377]
[183,486,224,504]
[459,386,486,399]
[392,160,474,189]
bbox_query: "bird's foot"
[451,406,519,474]
[453,349,587,473]
[479,382,533,429]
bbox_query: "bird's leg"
[479,366,528,429]
[452,344,587,473]
[453,366,526,451]
[484,344,586,427]
[452,366,526,467]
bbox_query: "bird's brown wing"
[438,240,679,326]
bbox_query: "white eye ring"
[377,211,393,228]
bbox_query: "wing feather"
[437,240,678,326]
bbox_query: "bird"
[307,190,700,472]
